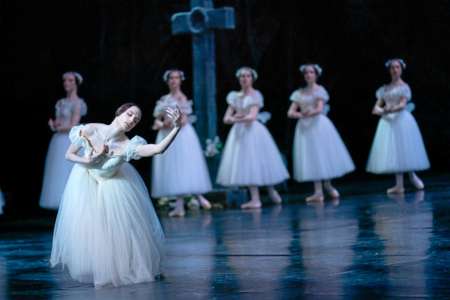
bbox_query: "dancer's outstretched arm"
[137,107,182,157]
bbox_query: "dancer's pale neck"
[169,87,182,97]
[106,121,126,142]
[66,90,79,100]
[242,86,254,95]
[306,82,318,90]
[390,77,403,85]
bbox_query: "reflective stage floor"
[0,176,449,299]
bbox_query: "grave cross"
[171,0,235,145]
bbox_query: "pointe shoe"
[168,206,185,217]
[269,190,282,204]
[324,186,340,199]
[198,195,212,210]
[305,193,324,202]
[241,200,262,209]
[410,175,425,190]
[387,186,405,194]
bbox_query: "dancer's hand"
[301,111,310,118]
[87,144,108,164]
[152,119,164,131]
[224,115,236,124]
[180,114,189,126]
[165,107,182,128]
[372,106,384,116]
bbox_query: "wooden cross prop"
[171,0,235,145]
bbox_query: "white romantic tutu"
[50,163,164,287]
[367,110,430,174]
[293,115,355,182]
[151,124,212,198]
[217,121,289,186]
[40,133,73,209]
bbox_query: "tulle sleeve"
[78,99,88,117]
[153,97,167,118]
[125,136,148,161]
[289,90,301,103]
[375,86,385,100]
[68,124,86,147]
[226,91,238,107]
[180,100,193,115]
[400,84,412,101]
[315,86,330,103]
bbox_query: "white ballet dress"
[290,86,355,182]
[217,90,289,187]
[151,95,212,198]
[50,125,164,287]
[367,83,430,173]
[40,98,87,209]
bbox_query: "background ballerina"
[51,103,182,287]
[367,58,430,193]
[40,71,87,209]
[151,69,212,217]
[217,67,289,209]
[287,64,355,202]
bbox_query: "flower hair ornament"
[385,58,406,69]
[299,64,323,76]
[163,69,186,82]
[235,67,258,81]
[63,71,83,85]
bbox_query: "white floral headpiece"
[63,71,83,85]
[163,69,186,82]
[299,64,323,76]
[235,67,258,81]
[385,58,406,69]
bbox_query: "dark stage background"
[1,0,449,217]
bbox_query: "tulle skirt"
[40,133,73,209]
[293,115,355,182]
[367,110,430,174]
[217,121,289,187]
[151,124,212,198]
[50,163,165,288]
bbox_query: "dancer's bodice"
[290,86,329,113]
[226,90,264,116]
[55,98,87,128]
[376,83,412,110]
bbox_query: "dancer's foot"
[241,199,262,209]
[409,173,425,190]
[324,184,340,198]
[168,207,185,217]
[187,198,200,210]
[268,189,282,204]
[197,195,212,210]
[306,193,324,202]
[169,199,185,217]
[387,186,405,194]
